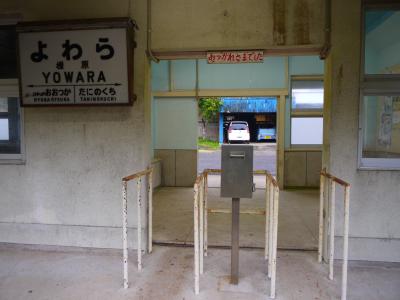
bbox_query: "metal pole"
[265,177,270,260]
[231,197,240,285]
[268,181,274,279]
[322,177,329,263]
[194,185,200,295]
[318,174,325,263]
[137,178,142,271]
[329,180,335,280]
[204,173,208,257]
[199,177,204,274]
[270,186,279,299]
[341,186,350,300]
[122,180,129,289]
[148,170,153,254]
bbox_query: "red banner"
[207,51,264,64]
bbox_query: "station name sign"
[17,18,136,106]
[207,50,264,64]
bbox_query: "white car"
[228,121,250,143]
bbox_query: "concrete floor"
[1,244,399,300]
[153,186,319,250]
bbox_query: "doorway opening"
[151,56,323,251]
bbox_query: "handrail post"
[137,178,142,271]
[265,176,270,260]
[121,168,153,288]
[194,183,200,295]
[122,180,128,289]
[329,179,335,280]
[270,185,279,299]
[199,176,204,274]
[341,186,350,300]
[204,172,208,257]
[318,173,325,263]
[148,169,153,254]
[268,178,274,279]
[319,170,351,299]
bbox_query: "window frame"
[358,1,400,170]
[0,79,25,164]
[289,76,324,149]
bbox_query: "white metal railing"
[121,167,153,289]
[318,169,350,300]
[194,169,280,298]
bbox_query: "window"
[290,78,324,147]
[230,123,248,130]
[291,80,324,110]
[364,10,400,74]
[0,25,24,163]
[360,3,400,169]
[0,25,17,79]
[0,83,24,163]
[291,117,323,145]
[0,97,20,153]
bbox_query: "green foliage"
[198,137,220,150]
[198,97,222,122]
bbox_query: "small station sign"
[17,18,136,106]
[207,50,264,64]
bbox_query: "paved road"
[198,143,276,175]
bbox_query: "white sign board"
[18,21,134,106]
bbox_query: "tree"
[198,97,222,139]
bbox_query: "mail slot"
[221,144,254,198]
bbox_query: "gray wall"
[328,0,400,262]
[0,0,151,249]
[151,0,324,51]
[6,0,398,263]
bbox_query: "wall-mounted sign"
[17,18,136,106]
[207,50,264,64]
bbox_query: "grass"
[198,137,220,150]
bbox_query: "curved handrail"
[320,170,350,187]
[121,167,153,289]
[319,168,350,300]
[123,168,153,182]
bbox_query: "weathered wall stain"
[273,0,286,45]
[293,0,311,45]
[337,64,343,96]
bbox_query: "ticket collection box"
[220,144,254,285]
[221,144,254,198]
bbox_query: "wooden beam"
[152,45,323,60]
[153,89,288,98]
[277,95,285,189]
[291,110,323,117]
